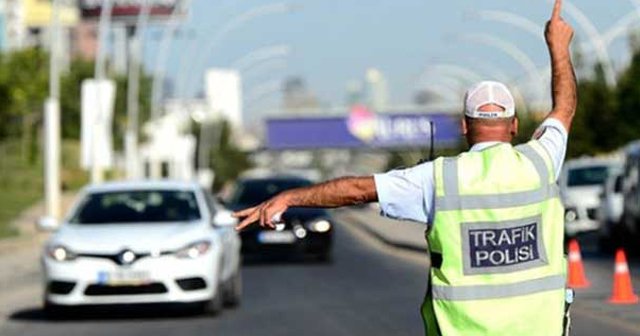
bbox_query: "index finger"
[551,0,562,20]
[233,206,258,218]
[235,210,260,231]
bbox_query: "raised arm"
[544,0,577,131]
[234,176,377,231]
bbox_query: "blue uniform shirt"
[373,118,568,226]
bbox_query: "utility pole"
[91,0,114,184]
[125,0,151,180]
[43,0,62,221]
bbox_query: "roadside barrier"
[608,248,639,305]
[567,239,590,289]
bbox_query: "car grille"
[587,208,598,220]
[48,281,76,295]
[176,277,207,291]
[84,283,167,296]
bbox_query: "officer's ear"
[510,117,519,137]
[461,118,468,136]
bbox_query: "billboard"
[266,107,461,150]
[79,0,184,21]
[24,0,79,27]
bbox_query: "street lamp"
[42,0,62,224]
[545,0,615,86]
[176,2,296,99]
[150,0,193,120]
[457,33,546,105]
[231,44,292,71]
[124,0,152,180]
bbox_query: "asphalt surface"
[0,210,639,336]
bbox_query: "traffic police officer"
[234,1,575,334]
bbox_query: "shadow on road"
[242,254,334,267]
[9,303,210,323]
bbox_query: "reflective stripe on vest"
[432,274,565,301]
[435,143,559,211]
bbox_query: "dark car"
[226,176,333,261]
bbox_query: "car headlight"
[175,241,211,259]
[307,219,332,233]
[46,245,77,262]
[565,209,578,222]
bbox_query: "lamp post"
[89,0,114,184]
[150,0,193,120]
[43,0,62,223]
[176,2,295,99]
[124,0,152,180]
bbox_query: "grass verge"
[0,140,87,239]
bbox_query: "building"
[365,68,388,112]
[0,0,80,72]
[345,80,364,106]
[205,69,243,129]
[282,76,319,111]
[71,19,97,60]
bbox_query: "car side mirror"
[213,210,238,227]
[37,216,59,232]
[215,194,227,206]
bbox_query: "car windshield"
[69,190,201,224]
[230,179,313,206]
[567,166,609,187]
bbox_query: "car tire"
[598,234,614,254]
[316,251,333,263]
[201,282,224,316]
[223,271,242,308]
[44,301,68,320]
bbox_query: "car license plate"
[258,231,295,244]
[97,270,151,286]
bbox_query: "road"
[0,209,639,335]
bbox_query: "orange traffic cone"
[608,248,639,305]
[567,239,590,288]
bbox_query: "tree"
[616,50,640,148]
[60,58,94,139]
[208,121,252,191]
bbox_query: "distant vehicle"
[226,176,333,261]
[560,158,621,237]
[596,170,624,250]
[619,145,640,246]
[40,181,242,315]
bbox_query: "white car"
[40,180,242,315]
[560,158,622,236]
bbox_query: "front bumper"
[42,251,220,306]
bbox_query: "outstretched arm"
[234,176,377,231]
[544,0,577,132]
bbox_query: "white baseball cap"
[464,81,515,119]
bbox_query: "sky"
[141,0,640,110]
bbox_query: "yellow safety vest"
[423,141,566,336]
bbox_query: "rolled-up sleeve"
[373,162,434,224]
[533,118,569,181]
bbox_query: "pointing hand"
[233,193,290,231]
[545,0,574,53]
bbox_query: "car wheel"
[44,301,68,320]
[223,271,242,308]
[598,234,614,254]
[316,251,333,263]
[201,282,224,316]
